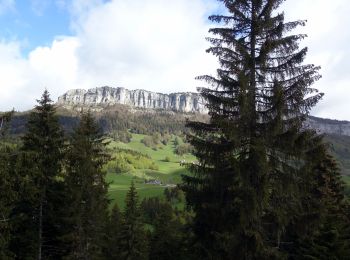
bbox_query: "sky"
[0,0,349,121]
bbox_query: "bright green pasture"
[106,133,194,207]
[107,173,166,209]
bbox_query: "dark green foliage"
[140,197,164,225]
[119,182,149,259]
[182,0,323,258]
[10,90,67,259]
[104,203,123,259]
[64,111,110,259]
[0,145,18,259]
[164,187,185,205]
[149,201,185,260]
[285,143,350,259]
[0,112,16,258]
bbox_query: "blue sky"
[1,0,350,121]
[0,0,71,55]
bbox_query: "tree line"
[0,91,190,259]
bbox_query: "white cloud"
[0,0,14,15]
[283,0,350,120]
[71,0,218,93]
[0,0,350,121]
[0,0,218,112]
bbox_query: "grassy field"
[106,133,195,208]
[105,133,350,208]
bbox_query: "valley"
[104,133,194,207]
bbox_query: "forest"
[1,0,350,259]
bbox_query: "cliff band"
[57,86,208,113]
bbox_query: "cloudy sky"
[0,0,349,120]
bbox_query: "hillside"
[8,104,350,176]
[105,133,194,207]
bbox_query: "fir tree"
[119,181,148,260]
[104,203,123,259]
[149,201,185,260]
[182,0,322,258]
[64,111,110,259]
[287,142,350,259]
[0,110,16,258]
[10,90,67,259]
[0,146,17,259]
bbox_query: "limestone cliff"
[57,86,208,113]
[306,116,350,136]
[57,86,350,137]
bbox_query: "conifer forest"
[1,0,350,259]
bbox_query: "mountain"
[307,116,350,136]
[6,86,350,176]
[57,86,208,113]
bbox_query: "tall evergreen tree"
[287,142,350,259]
[0,110,16,258]
[64,111,110,259]
[0,148,17,259]
[149,201,185,260]
[119,181,148,260]
[104,203,123,259]
[182,0,322,258]
[10,90,67,259]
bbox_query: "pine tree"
[182,0,322,258]
[64,111,110,259]
[119,181,148,260]
[0,110,16,259]
[0,146,18,259]
[149,201,185,260]
[10,90,67,259]
[287,142,350,259]
[104,203,123,259]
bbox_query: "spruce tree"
[288,142,350,259]
[64,111,110,259]
[119,181,148,260]
[149,201,185,260]
[182,0,322,258]
[104,203,123,259]
[11,90,66,259]
[0,111,15,258]
[0,146,17,259]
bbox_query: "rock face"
[306,116,350,136]
[57,86,350,137]
[57,86,208,113]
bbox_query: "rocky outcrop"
[306,116,350,136]
[57,86,350,137]
[57,86,208,113]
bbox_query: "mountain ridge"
[57,86,350,137]
[57,86,208,113]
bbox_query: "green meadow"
[105,133,195,208]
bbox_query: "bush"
[105,149,159,173]
[175,143,193,156]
